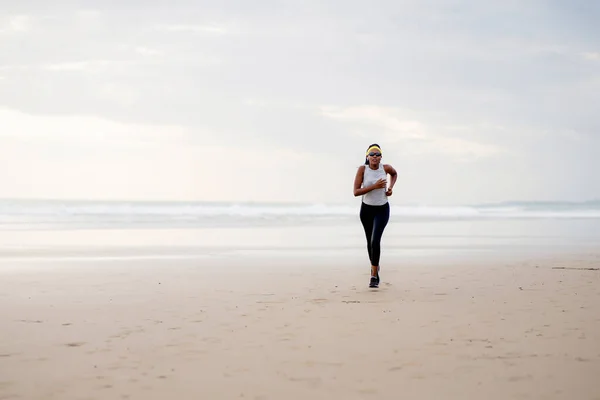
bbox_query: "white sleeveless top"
[362,163,388,206]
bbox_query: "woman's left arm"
[384,164,397,195]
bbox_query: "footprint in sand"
[508,374,533,382]
[0,381,15,391]
[65,342,86,347]
[358,388,378,394]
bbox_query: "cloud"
[40,58,160,74]
[243,98,269,107]
[320,106,426,140]
[0,59,151,77]
[75,9,103,19]
[582,52,600,61]
[419,136,502,161]
[134,46,163,57]
[0,107,324,202]
[320,105,502,161]
[0,15,33,34]
[0,107,189,146]
[156,23,229,35]
[0,1,598,204]
[41,60,114,72]
[0,64,30,72]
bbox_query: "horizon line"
[0,197,598,207]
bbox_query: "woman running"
[353,143,397,288]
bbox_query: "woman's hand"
[373,178,387,189]
[385,187,393,196]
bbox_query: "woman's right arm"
[354,166,373,196]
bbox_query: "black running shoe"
[369,276,379,288]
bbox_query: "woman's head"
[364,143,382,165]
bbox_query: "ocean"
[0,199,599,264]
[1,198,600,230]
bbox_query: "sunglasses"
[368,152,382,157]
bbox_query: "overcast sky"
[1,0,598,205]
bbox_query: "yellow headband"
[366,146,382,155]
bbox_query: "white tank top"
[362,163,388,206]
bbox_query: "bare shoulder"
[383,164,397,175]
[355,165,366,177]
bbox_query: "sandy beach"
[1,250,599,400]
[2,0,600,397]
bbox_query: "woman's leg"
[359,203,375,265]
[369,202,390,268]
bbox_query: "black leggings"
[359,202,390,267]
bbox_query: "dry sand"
[1,253,600,400]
